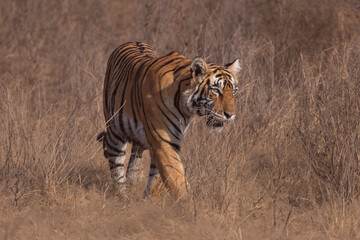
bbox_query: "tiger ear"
[225,58,241,76]
[191,57,208,82]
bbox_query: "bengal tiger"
[97,41,241,199]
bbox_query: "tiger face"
[187,57,241,130]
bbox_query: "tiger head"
[186,57,241,130]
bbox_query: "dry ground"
[1,0,360,239]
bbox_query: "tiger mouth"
[206,115,224,129]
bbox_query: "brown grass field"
[1,0,360,239]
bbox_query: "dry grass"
[1,0,360,239]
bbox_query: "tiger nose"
[224,111,235,120]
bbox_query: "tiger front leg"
[146,147,188,200]
[143,159,165,199]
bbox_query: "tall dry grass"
[1,0,360,239]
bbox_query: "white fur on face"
[210,76,224,88]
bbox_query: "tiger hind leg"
[126,144,145,188]
[97,131,128,192]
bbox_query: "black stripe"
[198,80,210,99]
[159,97,180,122]
[104,54,115,113]
[162,164,183,174]
[105,128,125,145]
[150,123,180,152]
[131,69,138,127]
[149,172,158,177]
[163,119,180,140]
[106,130,119,146]
[193,78,209,97]
[109,163,125,170]
[165,51,177,57]
[199,85,206,98]
[169,153,181,162]
[108,124,125,143]
[174,77,191,124]
[192,85,200,96]
[106,151,126,158]
[159,82,180,122]
[127,119,134,137]
[115,175,125,180]
[131,101,138,127]
[106,142,126,155]
[155,57,183,74]
[96,131,106,142]
[174,64,189,75]
[225,73,232,79]
[159,69,173,79]
[156,103,181,135]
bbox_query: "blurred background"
[1,0,360,239]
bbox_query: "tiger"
[97,41,241,199]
